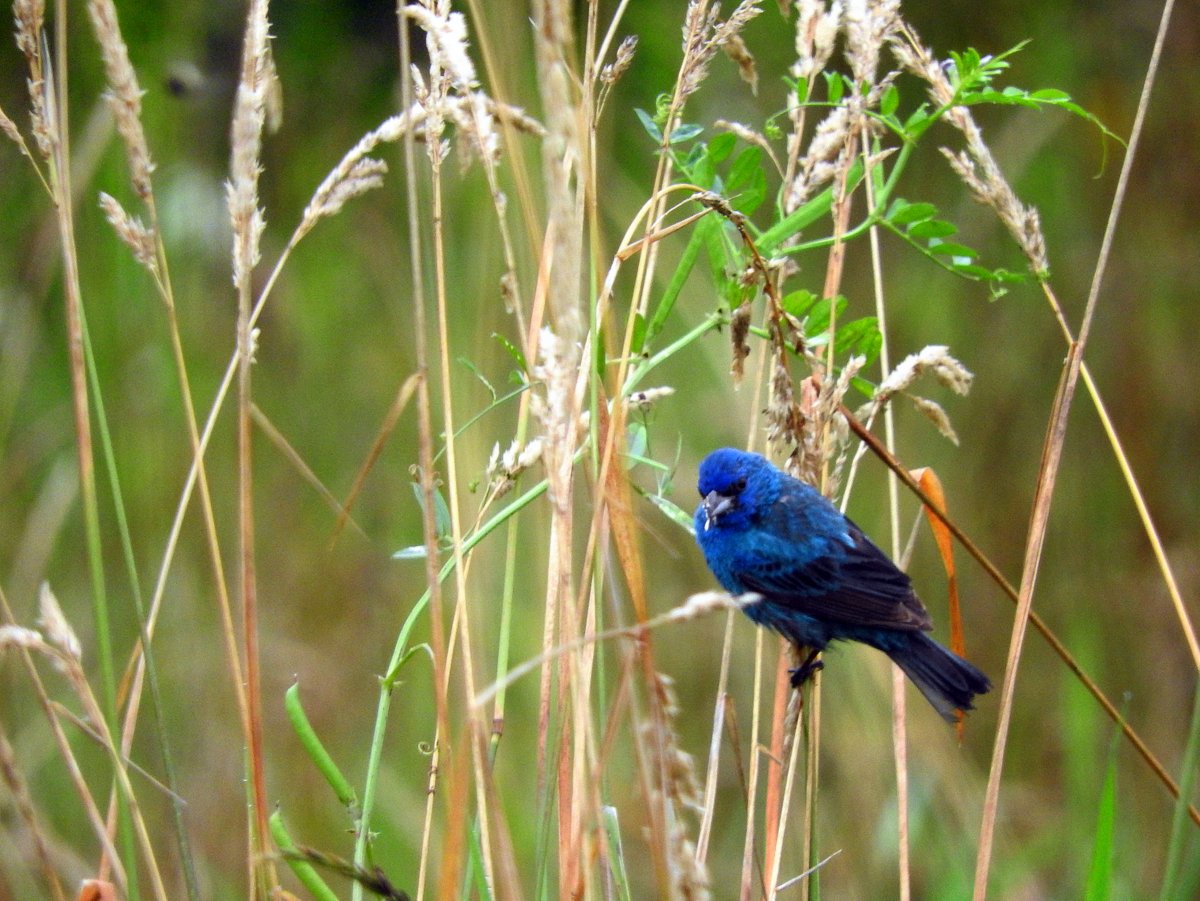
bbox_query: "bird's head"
[696,448,777,532]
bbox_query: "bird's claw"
[789,657,824,688]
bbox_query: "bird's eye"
[731,477,747,493]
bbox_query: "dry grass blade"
[330,374,421,546]
[974,0,1181,893]
[229,1,274,895]
[247,405,367,542]
[0,597,126,894]
[843,408,1200,827]
[974,350,1079,898]
[0,727,68,901]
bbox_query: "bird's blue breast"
[695,470,867,650]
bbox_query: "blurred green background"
[1,1,1197,897]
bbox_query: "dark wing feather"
[737,500,932,631]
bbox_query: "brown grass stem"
[975,0,1179,890]
[0,630,129,894]
[841,409,1199,829]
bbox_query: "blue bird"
[694,447,990,721]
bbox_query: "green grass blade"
[1159,679,1200,901]
[1084,708,1122,901]
[602,805,632,901]
[269,810,340,901]
[285,682,361,821]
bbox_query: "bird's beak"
[702,490,734,531]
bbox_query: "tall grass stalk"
[4,0,1199,898]
[973,0,1177,892]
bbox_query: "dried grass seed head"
[723,33,759,95]
[792,0,843,83]
[99,191,157,271]
[28,69,55,160]
[297,110,422,240]
[14,0,44,62]
[786,105,851,208]
[226,0,273,290]
[600,35,639,85]
[0,625,46,653]
[38,583,81,663]
[909,395,959,444]
[873,344,973,401]
[86,0,154,198]
[625,386,675,412]
[0,105,32,158]
[843,0,899,86]
[678,1,763,103]
[405,5,477,94]
[640,671,711,900]
[485,437,544,497]
[665,590,758,623]
[531,327,585,445]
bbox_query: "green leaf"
[834,316,881,362]
[950,262,998,280]
[727,146,762,192]
[270,812,340,901]
[630,312,648,355]
[757,157,864,255]
[683,140,709,176]
[493,332,526,372]
[467,820,494,901]
[851,375,877,398]
[685,140,718,188]
[805,295,848,340]
[626,421,648,462]
[644,490,696,534]
[727,148,766,214]
[635,107,662,143]
[700,209,729,281]
[880,84,900,116]
[668,123,704,144]
[411,481,452,539]
[595,323,608,377]
[927,240,978,259]
[903,102,934,137]
[824,70,844,104]
[888,200,937,226]
[707,131,737,164]
[457,356,496,400]
[907,219,958,240]
[1160,683,1200,901]
[1084,711,1123,901]
[646,225,704,345]
[782,289,818,319]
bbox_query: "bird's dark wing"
[737,505,933,632]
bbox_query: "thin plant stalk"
[79,306,199,900]
[974,0,1175,892]
[863,141,910,901]
[0,586,129,894]
[228,1,274,893]
[37,4,138,886]
[386,12,447,899]
[740,627,766,900]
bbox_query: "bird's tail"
[887,632,991,723]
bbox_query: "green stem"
[80,307,199,900]
[355,477,550,871]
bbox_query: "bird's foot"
[789,651,824,688]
